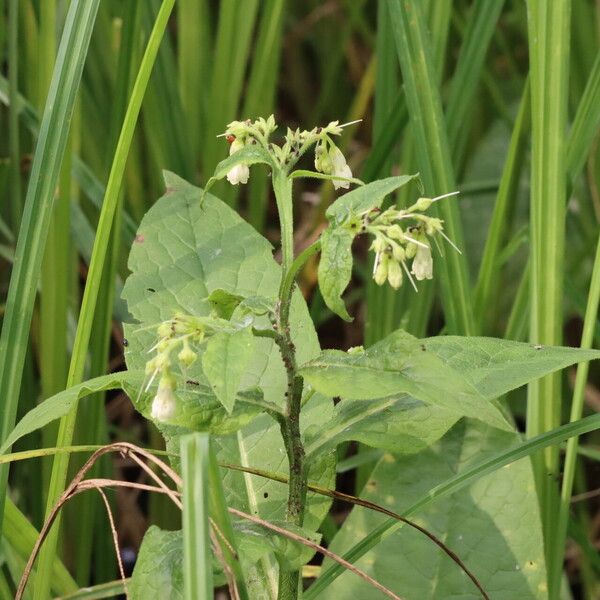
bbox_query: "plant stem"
[273,171,307,600]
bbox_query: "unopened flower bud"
[387,259,403,289]
[157,321,172,338]
[387,224,404,240]
[178,341,197,367]
[374,253,389,286]
[425,217,443,236]
[414,197,433,211]
[405,242,417,259]
[392,244,406,263]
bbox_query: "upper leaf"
[202,327,254,413]
[203,145,275,197]
[325,174,420,225]
[424,335,600,399]
[317,226,355,321]
[300,329,510,430]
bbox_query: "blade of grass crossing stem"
[8,0,21,229]
[33,3,176,597]
[474,80,531,331]
[73,1,143,584]
[181,434,213,600]
[206,440,249,599]
[387,0,476,335]
[551,235,600,597]
[306,412,600,598]
[0,0,100,540]
[245,0,285,231]
[525,3,571,583]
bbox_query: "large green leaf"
[129,527,183,600]
[305,396,459,462]
[424,336,600,399]
[300,330,510,430]
[122,172,334,597]
[322,421,547,599]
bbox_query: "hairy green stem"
[273,171,307,600]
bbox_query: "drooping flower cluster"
[361,192,460,290]
[220,115,357,188]
[144,314,215,422]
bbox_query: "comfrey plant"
[111,116,600,599]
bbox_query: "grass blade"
[306,411,600,598]
[551,234,600,595]
[181,434,213,600]
[0,0,101,541]
[33,2,176,596]
[525,3,571,584]
[387,0,476,335]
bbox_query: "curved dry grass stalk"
[17,441,408,600]
[95,487,128,599]
[221,461,489,599]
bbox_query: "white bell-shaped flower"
[226,139,250,185]
[411,243,433,280]
[330,147,352,189]
[151,377,177,422]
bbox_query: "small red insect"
[226,134,236,144]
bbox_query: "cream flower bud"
[314,143,332,174]
[387,224,404,240]
[374,253,389,285]
[387,259,403,289]
[151,377,177,422]
[178,341,197,367]
[411,244,433,280]
[330,147,352,190]
[425,217,443,236]
[405,242,417,259]
[392,243,406,263]
[157,321,172,338]
[414,197,433,211]
[226,139,250,185]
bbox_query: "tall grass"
[0,2,599,597]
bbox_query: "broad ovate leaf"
[325,174,419,225]
[202,327,254,413]
[323,421,547,599]
[300,329,510,430]
[122,172,335,597]
[317,226,355,321]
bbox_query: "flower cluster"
[361,192,460,291]
[144,314,211,422]
[220,115,357,188]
